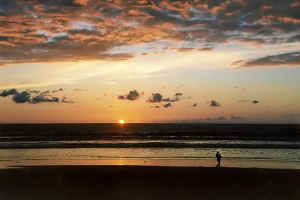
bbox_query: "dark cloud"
[215,116,226,120]
[118,95,126,100]
[210,100,220,107]
[203,117,213,121]
[41,90,50,94]
[237,100,249,103]
[36,0,76,7]
[12,91,31,103]
[67,29,99,36]
[118,89,141,101]
[252,100,259,104]
[30,94,59,104]
[190,103,197,107]
[150,105,160,108]
[1,88,76,104]
[162,93,183,102]
[27,90,40,94]
[52,88,65,93]
[147,93,163,103]
[162,98,175,102]
[163,103,172,108]
[175,93,183,98]
[197,48,214,51]
[5,88,76,104]
[232,51,300,68]
[0,89,17,97]
[61,96,75,103]
[231,115,246,120]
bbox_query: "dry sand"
[0,164,299,200]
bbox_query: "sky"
[0,0,299,123]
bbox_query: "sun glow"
[119,120,125,124]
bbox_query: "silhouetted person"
[216,151,222,167]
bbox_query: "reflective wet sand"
[1,158,300,169]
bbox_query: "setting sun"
[119,120,125,124]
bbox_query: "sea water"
[0,123,299,162]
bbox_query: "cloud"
[30,94,59,104]
[118,89,141,101]
[232,51,300,68]
[150,105,160,108]
[61,96,75,103]
[12,91,31,103]
[4,88,69,104]
[40,90,50,94]
[237,100,249,103]
[162,93,183,102]
[190,103,197,107]
[203,117,213,121]
[1,0,299,66]
[27,90,40,94]
[147,93,163,103]
[252,100,259,104]
[163,103,172,108]
[215,116,226,120]
[231,115,246,120]
[197,48,214,51]
[52,88,65,93]
[118,95,126,100]
[175,93,183,99]
[178,48,194,52]
[162,98,175,102]
[0,88,17,97]
[210,100,220,107]
[73,0,90,6]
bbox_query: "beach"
[0,160,299,200]
[0,124,299,199]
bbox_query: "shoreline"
[1,158,300,169]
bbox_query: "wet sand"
[1,158,300,169]
[0,165,299,200]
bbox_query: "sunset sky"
[0,0,299,123]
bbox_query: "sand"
[0,164,299,200]
[1,158,300,169]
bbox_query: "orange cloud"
[0,0,299,66]
[278,17,300,24]
[74,0,90,6]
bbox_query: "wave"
[1,141,299,149]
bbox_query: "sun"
[118,120,125,124]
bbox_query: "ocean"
[0,123,299,162]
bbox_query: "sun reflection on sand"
[1,159,300,169]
